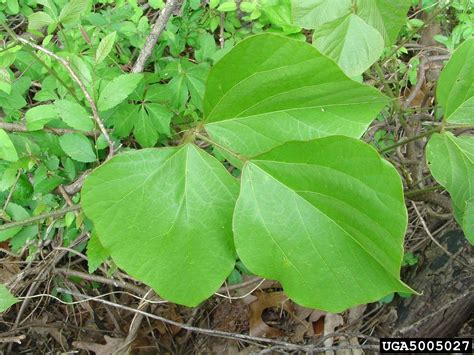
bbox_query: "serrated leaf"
[59,133,96,163]
[426,132,474,242]
[437,38,474,124]
[204,34,388,158]
[313,14,384,77]
[96,32,116,64]
[54,99,95,131]
[87,232,110,273]
[0,129,18,162]
[59,0,89,26]
[233,136,412,312]
[0,284,19,312]
[27,11,54,31]
[98,74,143,112]
[81,144,239,306]
[25,104,58,131]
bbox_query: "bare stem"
[0,205,81,232]
[132,0,182,73]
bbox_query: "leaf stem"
[380,127,440,153]
[404,185,443,198]
[194,132,246,162]
[0,205,81,232]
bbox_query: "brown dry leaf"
[249,291,293,338]
[73,335,125,355]
[0,256,20,284]
[31,315,68,351]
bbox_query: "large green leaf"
[356,0,412,45]
[292,0,351,29]
[81,144,239,306]
[426,132,474,243]
[204,34,388,158]
[313,14,384,77]
[437,38,474,124]
[233,136,412,311]
[293,1,410,76]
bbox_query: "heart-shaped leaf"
[204,33,388,159]
[436,38,474,124]
[426,132,474,244]
[81,144,239,306]
[233,136,412,311]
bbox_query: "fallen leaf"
[249,291,293,338]
[73,335,126,355]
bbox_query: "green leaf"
[437,38,474,124]
[54,99,95,131]
[81,144,239,306]
[0,129,18,162]
[87,232,110,273]
[0,68,12,95]
[233,136,412,311]
[96,32,116,65]
[217,1,237,12]
[292,0,411,46]
[356,0,412,45]
[98,74,144,112]
[27,11,55,31]
[292,0,351,29]
[0,284,18,312]
[463,199,474,244]
[204,34,388,158]
[59,0,89,26]
[0,203,34,242]
[426,132,474,240]
[59,133,96,163]
[25,104,58,131]
[258,0,301,34]
[313,14,384,77]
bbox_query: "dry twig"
[132,0,182,73]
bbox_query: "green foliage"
[437,38,474,124]
[0,284,18,312]
[95,31,117,65]
[1,0,473,314]
[0,129,18,162]
[97,73,144,111]
[426,133,474,244]
[87,232,110,273]
[292,0,411,76]
[233,137,412,311]
[81,33,412,310]
[54,100,94,131]
[82,144,239,306]
[204,34,388,159]
[59,133,96,163]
